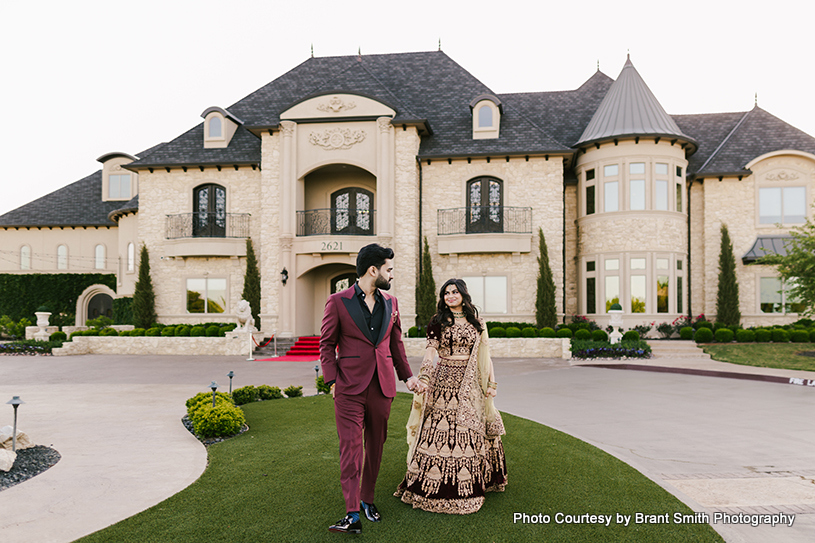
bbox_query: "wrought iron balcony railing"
[438,206,532,235]
[297,208,376,236]
[165,212,251,239]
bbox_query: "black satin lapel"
[341,296,375,344]
[376,297,393,346]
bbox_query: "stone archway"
[75,284,117,326]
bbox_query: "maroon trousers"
[333,373,392,512]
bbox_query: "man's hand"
[406,376,425,394]
[330,383,335,399]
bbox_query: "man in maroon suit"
[320,244,424,534]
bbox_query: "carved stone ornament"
[113,164,122,171]
[309,128,366,150]
[317,96,356,113]
[766,170,799,181]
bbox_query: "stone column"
[279,121,297,337]
[377,117,394,239]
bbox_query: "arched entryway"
[75,284,117,326]
[295,264,357,335]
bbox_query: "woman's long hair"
[429,278,483,333]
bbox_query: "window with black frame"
[193,184,226,237]
[467,177,503,233]
[331,187,373,235]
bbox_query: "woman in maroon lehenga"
[395,278,507,514]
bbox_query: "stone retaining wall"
[403,337,571,359]
[52,332,261,357]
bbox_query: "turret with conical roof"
[576,55,696,154]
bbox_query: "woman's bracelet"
[488,380,498,389]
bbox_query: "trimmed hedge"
[258,385,283,400]
[284,385,304,398]
[112,297,133,325]
[506,327,522,338]
[771,329,790,343]
[791,330,810,343]
[521,327,538,338]
[539,327,556,338]
[679,327,694,340]
[591,329,608,342]
[191,404,246,439]
[0,273,116,322]
[489,327,506,337]
[574,329,592,340]
[755,329,771,343]
[232,385,259,405]
[206,325,220,337]
[571,339,651,359]
[694,327,713,343]
[556,328,573,338]
[736,329,755,343]
[622,330,640,342]
[714,328,734,343]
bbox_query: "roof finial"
[438,38,442,51]
[310,44,314,58]
[357,47,361,61]
[597,59,600,71]
[627,49,630,61]
[755,92,758,107]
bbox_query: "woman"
[395,278,507,514]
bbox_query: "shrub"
[489,327,506,337]
[84,329,99,336]
[100,327,119,336]
[0,316,33,339]
[679,327,694,340]
[755,329,771,343]
[574,329,592,340]
[50,331,67,342]
[632,323,652,337]
[130,327,145,336]
[591,329,608,342]
[205,325,220,337]
[539,327,556,338]
[714,328,734,343]
[191,404,246,439]
[522,327,538,338]
[656,322,674,338]
[694,327,713,343]
[175,325,191,337]
[810,330,815,343]
[186,391,234,417]
[86,315,113,330]
[713,321,727,331]
[506,327,522,338]
[315,376,332,394]
[570,339,651,359]
[736,329,755,343]
[145,327,161,337]
[190,326,207,337]
[0,339,65,355]
[161,326,176,337]
[622,330,640,342]
[771,329,790,343]
[258,385,283,400]
[695,321,713,330]
[231,385,259,405]
[284,385,303,398]
[408,326,420,338]
[791,330,810,343]
[556,328,573,338]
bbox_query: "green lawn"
[703,342,815,372]
[77,395,723,543]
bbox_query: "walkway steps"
[647,339,711,359]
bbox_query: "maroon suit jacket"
[320,286,412,397]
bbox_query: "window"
[655,180,668,210]
[127,243,135,272]
[467,177,503,233]
[677,277,683,314]
[586,186,595,215]
[604,164,619,177]
[331,187,374,235]
[605,258,619,311]
[655,163,668,176]
[605,181,618,212]
[630,258,646,313]
[209,116,222,138]
[478,105,493,128]
[187,278,227,313]
[586,260,596,314]
[630,162,645,175]
[109,174,131,199]
[193,184,226,237]
[759,187,806,224]
[760,277,805,313]
[461,276,507,314]
[57,245,68,270]
[657,258,669,313]
[676,183,683,212]
[20,246,30,270]
[630,179,645,210]
[331,273,357,294]
[95,245,105,270]
[676,166,683,177]
[586,169,595,181]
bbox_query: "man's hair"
[356,244,394,278]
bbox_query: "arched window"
[331,272,357,294]
[95,244,106,269]
[209,116,222,138]
[20,245,31,270]
[193,183,226,237]
[331,187,374,235]
[57,245,68,270]
[466,177,503,233]
[478,105,493,128]
[127,243,135,272]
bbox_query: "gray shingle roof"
[742,235,791,265]
[576,57,692,149]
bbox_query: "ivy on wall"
[0,273,116,321]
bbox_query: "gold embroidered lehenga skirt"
[394,356,507,514]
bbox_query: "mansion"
[1,51,814,336]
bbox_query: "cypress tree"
[536,228,558,328]
[415,236,437,330]
[241,237,261,328]
[716,223,741,326]
[132,244,157,329]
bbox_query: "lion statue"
[235,299,256,331]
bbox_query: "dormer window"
[97,152,138,202]
[202,106,243,148]
[469,94,502,140]
[109,174,131,199]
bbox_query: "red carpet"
[256,355,319,362]
[256,336,321,361]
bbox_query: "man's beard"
[375,273,391,290]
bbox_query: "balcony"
[437,206,532,254]
[164,212,250,258]
[297,208,376,236]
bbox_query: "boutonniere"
[391,310,399,322]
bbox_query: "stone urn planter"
[34,312,51,341]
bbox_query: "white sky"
[2,0,813,217]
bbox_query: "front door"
[331,272,357,294]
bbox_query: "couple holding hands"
[320,243,507,534]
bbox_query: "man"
[320,243,424,534]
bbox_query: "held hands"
[406,376,426,394]
[486,387,497,398]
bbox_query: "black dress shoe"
[328,514,362,534]
[360,501,381,522]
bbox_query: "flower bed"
[571,339,652,359]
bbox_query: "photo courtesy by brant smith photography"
[512,511,796,528]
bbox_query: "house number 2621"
[321,241,343,251]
